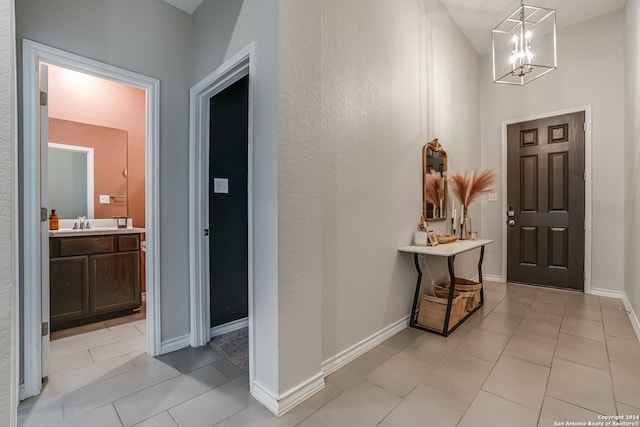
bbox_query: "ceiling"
[440,0,627,56]
[162,0,626,56]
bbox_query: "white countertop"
[398,239,493,257]
[49,227,146,238]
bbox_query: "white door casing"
[39,63,50,380]
[21,39,161,399]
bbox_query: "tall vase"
[459,206,472,240]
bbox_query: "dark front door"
[209,75,249,328]
[507,112,585,290]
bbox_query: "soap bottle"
[49,209,59,230]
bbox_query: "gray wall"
[192,0,281,395]
[0,0,17,423]
[15,0,193,345]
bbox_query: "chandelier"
[492,0,557,85]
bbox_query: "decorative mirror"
[422,138,448,221]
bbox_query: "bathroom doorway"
[21,40,161,399]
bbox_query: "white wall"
[278,0,323,392]
[317,0,481,361]
[480,11,626,292]
[0,0,17,424]
[192,0,282,398]
[624,0,640,319]
[15,0,192,342]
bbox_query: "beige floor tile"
[602,305,632,320]
[62,361,181,420]
[456,328,511,363]
[229,384,341,427]
[157,345,225,374]
[606,335,640,366]
[169,376,254,427]
[547,358,615,415]
[18,395,64,427]
[409,330,464,360]
[65,404,123,427]
[504,331,557,367]
[530,301,565,317]
[534,291,568,308]
[132,411,179,427]
[611,362,640,409]
[457,390,538,427]
[379,384,467,427]
[114,364,230,426]
[325,348,391,391]
[49,349,94,376]
[518,316,562,339]
[555,333,609,371]
[422,351,494,404]
[213,358,247,380]
[560,316,605,342]
[366,347,440,397]
[537,396,602,427]
[477,311,523,336]
[482,355,549,410]
[564,303,603,322]
[376,328,423,355]
[603,317,638,341]
[297,380,401,427]
[491,298,533,316]
[616,402,640,417]
[600,296,624,308]
[566,293,601,307]
[89,334,146,363]
[51,326,143,359]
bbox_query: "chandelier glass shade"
[492,0,557,85]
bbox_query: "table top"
[398,239,493,257]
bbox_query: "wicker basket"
[436,234,458,244]
[444,277,482,313]
[416,291,465,332]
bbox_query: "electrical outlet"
[99,195,110,204]
[213,178,229,194]
[488,192,498,202]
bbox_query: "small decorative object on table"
[427,230,439,246]
[447,168,495,239]
[414,214,429,246]
[436,234,458,244]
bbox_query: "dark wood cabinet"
[50,233,141,331]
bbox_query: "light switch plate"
[488,192,498,202]
[214,178,229,194]
[99,195,110,204]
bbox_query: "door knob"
[508,219,515,226]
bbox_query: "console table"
[398,239,493,336]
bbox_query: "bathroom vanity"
[49,227,145,331]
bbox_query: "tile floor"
[18,282,640,427]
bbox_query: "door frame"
[189,43,255,384]
[501,105,592,293]
[21,40,161,399]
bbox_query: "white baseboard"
[210,317,248,338]
[483,274,505,283]
[589,288,624,299]
[252,372,325,416]
[622,294,640,342]
[159,334,190,355]
[321,315,410,377]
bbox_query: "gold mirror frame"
[422,138,448,221]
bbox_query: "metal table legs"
[408,246,486,336]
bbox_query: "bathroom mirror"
[422,138,448,221]
[48,118,128,219]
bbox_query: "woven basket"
[444,277,482,313]
[436,234,458,244]
[417,292,465,332]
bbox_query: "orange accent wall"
[49,118,129,219]
[47,64,146,228]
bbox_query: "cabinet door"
[50,256,90,326]
[90,251,141,315]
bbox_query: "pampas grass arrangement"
[448,169,496,208]
[424,170,444,208]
